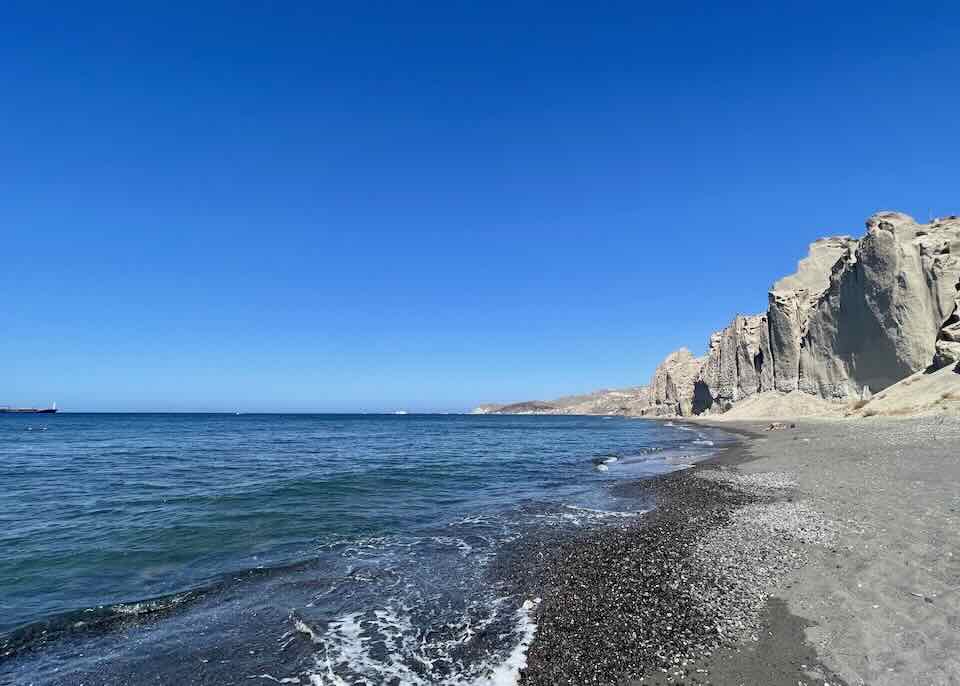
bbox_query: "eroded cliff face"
[800,212,960,397]
[698,315,774,412]
[696,212,960,410]
[644,348,703,416]
[769,236,858,395]
[694,236,858,411]
[474,211,960,417]
[934,284,960,370]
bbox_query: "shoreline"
[1,414,732,686]
[6,415,957,684]
[507,422,845,685]
[512,416,960,685]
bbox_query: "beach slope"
[518,416,960,685]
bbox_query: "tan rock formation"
[701,213,960,406]
[698,314,774,412]
[645,348,704,416]
[800,212,960,396]
[933,282,960,370]
[476,211,960,418]
[768,236,857,394]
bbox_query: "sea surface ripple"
[0,413,727,685]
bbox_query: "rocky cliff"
[644,348,704,416]
[934,283,960,370]
[696,212,960,413]
[474,211,960,417]
[698,314,774,413]
[800,213,960,396]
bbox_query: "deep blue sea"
[0,413,727,685]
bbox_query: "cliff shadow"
[692,380,713,415]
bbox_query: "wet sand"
[516,416,960,685]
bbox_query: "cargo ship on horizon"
[0,402,57,414]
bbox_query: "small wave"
[474,598,539,685]
[533,505,648,527]
[248,674,301,683]
[693,439,714,446]
[591,454,619,471]
[301,595,537,685]
[0,556,330,659]
[562,505,648,519]
[448,514,498,527]
[663,454,697,465]
[430,536,474,555]
[0,590,203,659]
[290,611,323,643]
[109,593,196,616]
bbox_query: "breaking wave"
[298,596,539,686]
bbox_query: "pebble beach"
[513,416,960,685]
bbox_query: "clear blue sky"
[3,1,958,412]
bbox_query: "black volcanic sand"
[495,431,848,686]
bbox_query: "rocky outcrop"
[644,348,704,416]
[475,211,960,418]
[698,213,960,408]
[799,213,960,396]
[698,314,774,412]
[933,282,960,371]
[767,236,857,394]
[696,236,858,411]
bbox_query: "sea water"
[0,413,727,685]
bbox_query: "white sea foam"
[473,599,539,686]
[248,674,300,683]
[447,514,498,527]
[303,597,540,686]
[291,613,323,643]
[430,536,474,555]
[533,505,648,527]
[563,505,648,519]
[109,592,193,616]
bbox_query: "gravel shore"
[514,416,960,685]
